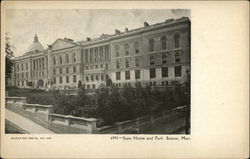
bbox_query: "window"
[17,65,19,71]
[90,65,93,70]
[87,85,90,89]
[53,56,56,65]
[73,66,76,73]
[105,63,108,70]
[73,75,77,83]
[135,42,139,54]
[101,75,104,81]
[161,36,167,50]
[73,53,76,63]
[99,47,103,61]
[85,50,89,63]
[135,70,140,79]
[135,57,140,67]
[91,75,94,81]
[86,76,89,82]
[105,45,109,60]
[66,76,69,83]
[175,52,181,63]
[96,75,99,81]
[21,64,23,70]
[174,33,180,48]
[59,68,62,74]
[21,73,24,79]
[59,77,63,84]
[42,72,44,76]
[116,60,120,69]
[150,68,156,79]
[162,53,168,64]
[162,67,168,77]
[66,54,69,63]
[149,39,155,52]
[95,65,98,69]
[125,71,130,80]
[53,69,56,75]
[26,72,28,78]
[125,59,129,68]
[94,47,98,61]
[100,64,103,68]
[125,43,129,56]
[115,45,120,57]
[90,49,93,62]
[116,72,121,80]
[66,67,69,73]
[26,63,28,70]
[59,56,62,64]
[53,77,56,84]
[17,74,19,79]
[92,84,96,89]
[150,55,155,65]
[174,66,182,77]
[85,66,89,70]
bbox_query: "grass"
[6,88,57,105]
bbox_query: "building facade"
[13,17,190,90]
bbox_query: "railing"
[5,97,27,107]
[22,103,54,114]
[48,113,97,133]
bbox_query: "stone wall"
[97,106,187,134]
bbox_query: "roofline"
[79,17,190,47]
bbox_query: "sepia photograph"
[5,9,191,134]
[1,1,249,159]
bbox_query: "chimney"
[86,37,91,41]
[144,21,149,27]
[125,27,128,33]
[115,29,121,35]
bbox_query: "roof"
[78,17,190,46]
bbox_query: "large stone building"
[13,17,190,90]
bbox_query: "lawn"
[6,87,57,105]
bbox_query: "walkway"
[5,109,55,134]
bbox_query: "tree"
[5,33,15,82]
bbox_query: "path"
[5,109,55,134]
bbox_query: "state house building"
[13,17,190,90]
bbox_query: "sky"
[6,9,190,57]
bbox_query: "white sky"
[6,9,190,57]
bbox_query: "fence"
[48,113,97,133]
[97,106,187,134]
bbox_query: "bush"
[54,84,190,126]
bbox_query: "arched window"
[116,60,120,69]
[135,42,139,54]
[115,45,120,57]
[161,36,167,50]
[174,33,180,48]
[149,39,154,52]
[125,43,129,56]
